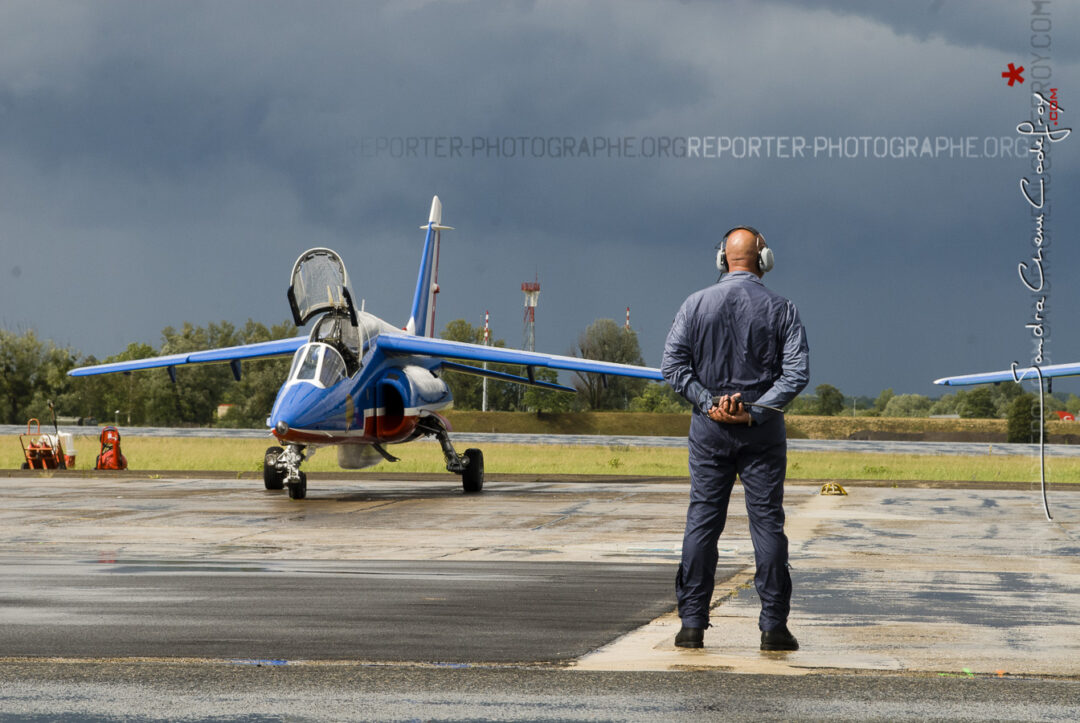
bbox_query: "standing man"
[661,226,809,651]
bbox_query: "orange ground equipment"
[19,419,68,469]
[95,426,127,470]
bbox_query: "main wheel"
[263,446,285,490]
[287,471,307,500]
[461,448,484,494]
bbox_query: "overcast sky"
[1,0,1077,397]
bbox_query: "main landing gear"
[419,418,484,494]
[264,444,308,500]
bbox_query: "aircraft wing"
[934,361,1080,386]
[68,336,308,377]
[374,332,665,381]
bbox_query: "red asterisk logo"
[1002,62,1025,86]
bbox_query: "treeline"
[789,382,1076,420]
[0,318,690,428]
[4,321,1062,440]
[1,321,297,428]
[789,383,1062,443]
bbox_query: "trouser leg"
[677,418,736,628]
[737,438,791,631]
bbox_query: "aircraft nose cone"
[269,382,322,436]
[269,386,305,433]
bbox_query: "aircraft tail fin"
[406,195,453,336]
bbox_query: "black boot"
[675,625,704,649]
[760,625,799,651]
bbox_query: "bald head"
[723,228,767,276]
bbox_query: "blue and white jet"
[70,197,664,499]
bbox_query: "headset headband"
[716,225,773,274]
[720,226,765,247]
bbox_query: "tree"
[882,393,932,418]
[814,384,845,416]
[928,394,958,416]
[957,387,996,418]
[1006,393,1045,443]
[438,319,520,411]
[572,319,647,410]
[988,382,1025,418]
[873,388,894,414]
[216,320,297,428]
[0,329,78,424]
[1066,394,1080,416]
[784,395,818,415]
[847,395,877,417]
[1040,392,1067,419]
[629,382,691,413]
[521,367,575,413]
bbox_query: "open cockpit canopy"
[288,248,358,327]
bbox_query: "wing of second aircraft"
[934,361,1080,386]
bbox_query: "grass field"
[443,411,1080,444]
[4,434,1079,483]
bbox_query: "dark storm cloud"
[0,0,1077,397]
[771,0,1080,62]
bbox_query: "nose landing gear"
[263,444,309,499]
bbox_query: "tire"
[287,471,307,500]
[263,446,285,490]
[462,448,484,494]
[20,461,29,470]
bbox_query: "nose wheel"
[287,471,308,500]
[264,444,309,499]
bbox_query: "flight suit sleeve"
[661,300,713,414]
[750,301,810,424]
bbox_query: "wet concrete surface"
[1,473,1078,719]
[3,662,1080,721]
[579,484,1080,679]
[0,558,692,663]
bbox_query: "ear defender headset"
[716,225,775,274]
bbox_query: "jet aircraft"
[70,197,664,499]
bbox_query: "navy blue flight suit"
[662,270,809,632]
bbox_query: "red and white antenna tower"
[625,306,631,330]
[522,278,540,351]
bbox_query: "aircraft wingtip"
[429,195,442,226]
